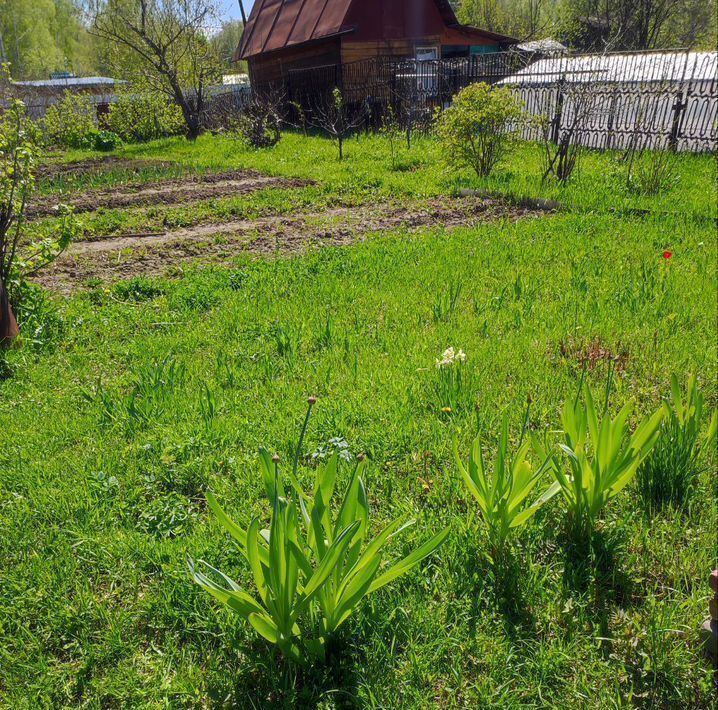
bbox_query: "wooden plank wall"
[249,38,342,86]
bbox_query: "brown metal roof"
[235,0,354,60]
[234,0,517,61]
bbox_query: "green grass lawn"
[1,132,717,707]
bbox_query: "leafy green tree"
[210,19,246,72]
[0,0,98,79]
[562,0,716,49]
[457,0,716,49]
[458,0,556,41]
[87,0,222,139]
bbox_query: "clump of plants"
[455,411,558,562]
[535,381,664,541]
[237,94,283,149]
[627,150,679,196]
[434,346,468,414]
[436,82,524,178]
[42,90,123,151]
[190,398,448,663]
[637,374,716,510]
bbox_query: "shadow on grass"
[448,527,538,640]
[561,524,638,609]
[212,635,362,709]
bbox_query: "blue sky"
[218,0,256,22]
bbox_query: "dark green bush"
[91,130,122,152]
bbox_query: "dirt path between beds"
[29,170,311,218]
[34,196,545,293]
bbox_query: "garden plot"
[28,169,311,217]
[35,195,542,292]
[36,156,173,180]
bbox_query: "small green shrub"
[42,92,97,149]
[190,398,448,663]
[91,130,122,152]
[11,281,65,351]
[106,92,185,143]
[536,383,664,540]
[436,82,524,178]
[628,150,679,196]
[637,374,716,509]
[237,97,282,148]
[455,413,558,559]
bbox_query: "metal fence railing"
[255,49,717,153]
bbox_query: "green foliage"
[82,356,186,430]
[42,91,97,149]
[455,414,559,556]
[237,100,282,149]
[11,280,64,350]
[1,91,73,335]
[90,129,122,152]
[637,374,716,509]
[432,280,462,323]
[106,92,184,144]
[436,82,524,178]
[0,95,41,280]
[0,0,99,79]
[0,130,716,705]
[537,383,664,538]
[628,150,679,196]
[190,401,449,663]
[457,0,716,51]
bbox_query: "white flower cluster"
[435,347,466,369]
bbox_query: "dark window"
[442,45,469,59]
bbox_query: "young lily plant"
[536,384,664,539]
[190,399,449,664]
[455,412,559,560]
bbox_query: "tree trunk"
[0,278,19,345]
[170,81,201,140]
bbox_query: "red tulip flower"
[662,251,673,260]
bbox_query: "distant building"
[9,75,125,119]
[222,74,250,86]
[234,0,516,90]
[515,39,568,55]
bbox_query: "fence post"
[551,78,565,144]
[668,90,686,151]
[605,88,618,151]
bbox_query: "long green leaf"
[368,527,449,594]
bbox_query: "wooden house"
[234,0,517,89]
